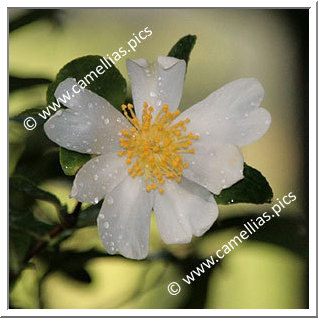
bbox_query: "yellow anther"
[121,104,127,110]
[117,102,198,194]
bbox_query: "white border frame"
[3,1,316,316]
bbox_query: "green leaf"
[168,34,197,67]
[59,147,91,176]
[46,55,127,110]
[9,230,32,279]
[77,202,102,228]
[214,163,273,205]
[9,9,62,33]
[9,76,51,93]
[9,205,53,237]
[9,175,67,219]
[10,107,47,127]
[39,249,106,283]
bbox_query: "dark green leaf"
[9,76,51,93]
[46,55,127,110]
[9,175,66,218]
[9,230,31,276]
[39,249,107,283]
[9,205,54,237]
[9,9,62,33]
[215,163,273,205]
[59,147,91,176]
[168,34,197,67]
[10,107,47,127]
[77,202,102,228]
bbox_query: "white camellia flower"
[44,56,271,260]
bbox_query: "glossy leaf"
[59,148,91,176]
[168,34,197,67]
[215,163,273,205]
[46,55,127,110]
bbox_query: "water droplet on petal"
[99,214,105,219]
[150,91,157,97]
[93,174,99,181]
[106,195,114,205]
[50,124,55,129]
[116,118,121,123]
[94,197,99,204]
[56,110,63,116]
[104,118,110,125]
[104,221,109,229]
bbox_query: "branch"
[25,202,82,262]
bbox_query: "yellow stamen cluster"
[118,102,199,194]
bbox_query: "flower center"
[118,102,199,194]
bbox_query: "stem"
[25,202,82,262]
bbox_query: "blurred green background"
[9,8,308,309]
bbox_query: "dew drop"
[116,118,121,123]
[106,195,114,205]
[104,221,109,229]
[87,148,92,153]
[56,110,63,116]
[150,91,157,97]
[93,174,99,181]
[94,197,99,204]
[104,118,110,125]
[99,214,105,219]
[205,131,210,135]
[50,124,55,129]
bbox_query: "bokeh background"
[9,8,309,309]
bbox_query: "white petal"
[126,56,186,120]
[70,153,128,204]
[182,141,244,195]
[44,78,130,155]
[97,176,153,260]
[177,78,271,147]
[154,178,218,244]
